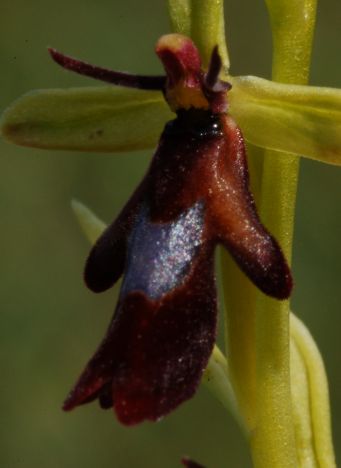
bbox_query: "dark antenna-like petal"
[204,46,231,92]
[48,48,166,90]
[205,46,222,89]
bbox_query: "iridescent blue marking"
[121,202,204,300]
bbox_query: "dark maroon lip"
[57,34,292,425]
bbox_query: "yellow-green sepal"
[230,75,341,165]
[1,86,173,152]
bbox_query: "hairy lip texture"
[60,35,292,425]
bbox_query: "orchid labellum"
[51,34,292,425]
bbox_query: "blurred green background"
[1,1,340,467]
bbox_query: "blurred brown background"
[0,1,340,466]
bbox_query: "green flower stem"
[168,0,191,37]
[251,153,300,467]
[190,0,229,70]
[168,0,229,71]
[250,0,317,466]
[265,0,317,85]
[251,297,297,467]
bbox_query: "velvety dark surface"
[68,86,291,422]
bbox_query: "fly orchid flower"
[1,0,340,465]
[48,34,291,425]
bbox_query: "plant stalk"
[249,1,317,466]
